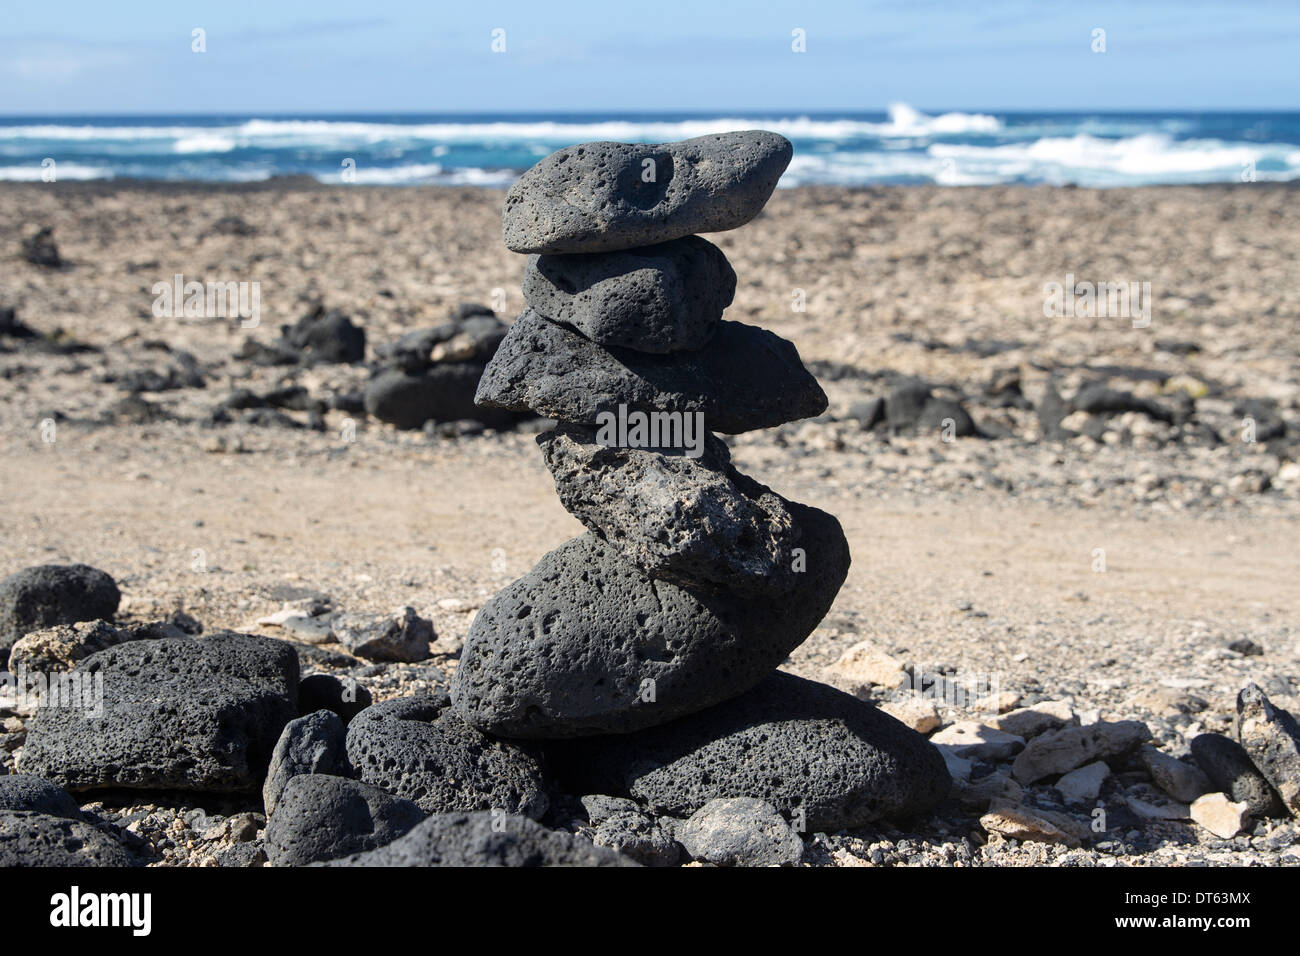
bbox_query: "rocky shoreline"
[1,172,1296,867]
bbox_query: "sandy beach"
[2,180,1298,867]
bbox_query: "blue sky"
[1,0,1297,114]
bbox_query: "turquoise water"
[3,105,1298,187]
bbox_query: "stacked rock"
[450,132,948,829]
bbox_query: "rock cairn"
[450,131,949,828]
[0,136,950,866]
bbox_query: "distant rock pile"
[364,304,524,431]
[449,130,948,828]
[235,304,366,368]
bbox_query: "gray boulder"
[0,774,81,819]
[0,810,132,866]
[331,607,433,663]
[590,808,681,867]
[678,797,804,866]
[451,521,849,738]
[345,696,549,818]
[1010,720,1150,785]
[885,379,932,431]
[7,617,194,674]
[323,811,637,867]
[523,236,734,352]
[262,710,350,815]
[502,131,792,254]
[538,424,811,596]
[265,774,425,866]
[7,619,140,674]
[548,671,950,832]
[0,563,120,655]
[918,397,978,437]
[17,632,298,793]
[580,794,642,825]
[475,311,826,433]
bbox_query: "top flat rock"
[475,310,826,433]
[502,131,793,254]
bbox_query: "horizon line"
[1,107,1298,119]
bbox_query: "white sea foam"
[233,109,1003,143]
[324,163,517,186]
[927,133,1300,185]
[2,108,1296,187]
[0,105,1001,146]
[873,103,1002,136]
[173,133,237,153]
[0,163,113,180]
[0,124,208,140]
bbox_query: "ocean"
[2,104,1298,188]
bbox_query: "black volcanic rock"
[283,306,366,364]
[523,236,734,352]
[262,709,350,815]
[475,310,826,433]
[0,563,120,656]
[885,379,978,437]
[451,518,848,738]
[322,811,637,867]
[376,312,509,373]
[297,673,372,723]
[345,696,549,818]
[0,775,82,820]
[503,131,792,254]
[538,424,812,596]
[22,227,61,268]
[548,671,950,832]
[17,632,298,793]
[1071,385,1173,424]
[1190,733,1285,818]
[1236,683,1300,815]
[365,365,519,430]
[0,811,132,866]
[265,774,425,866]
